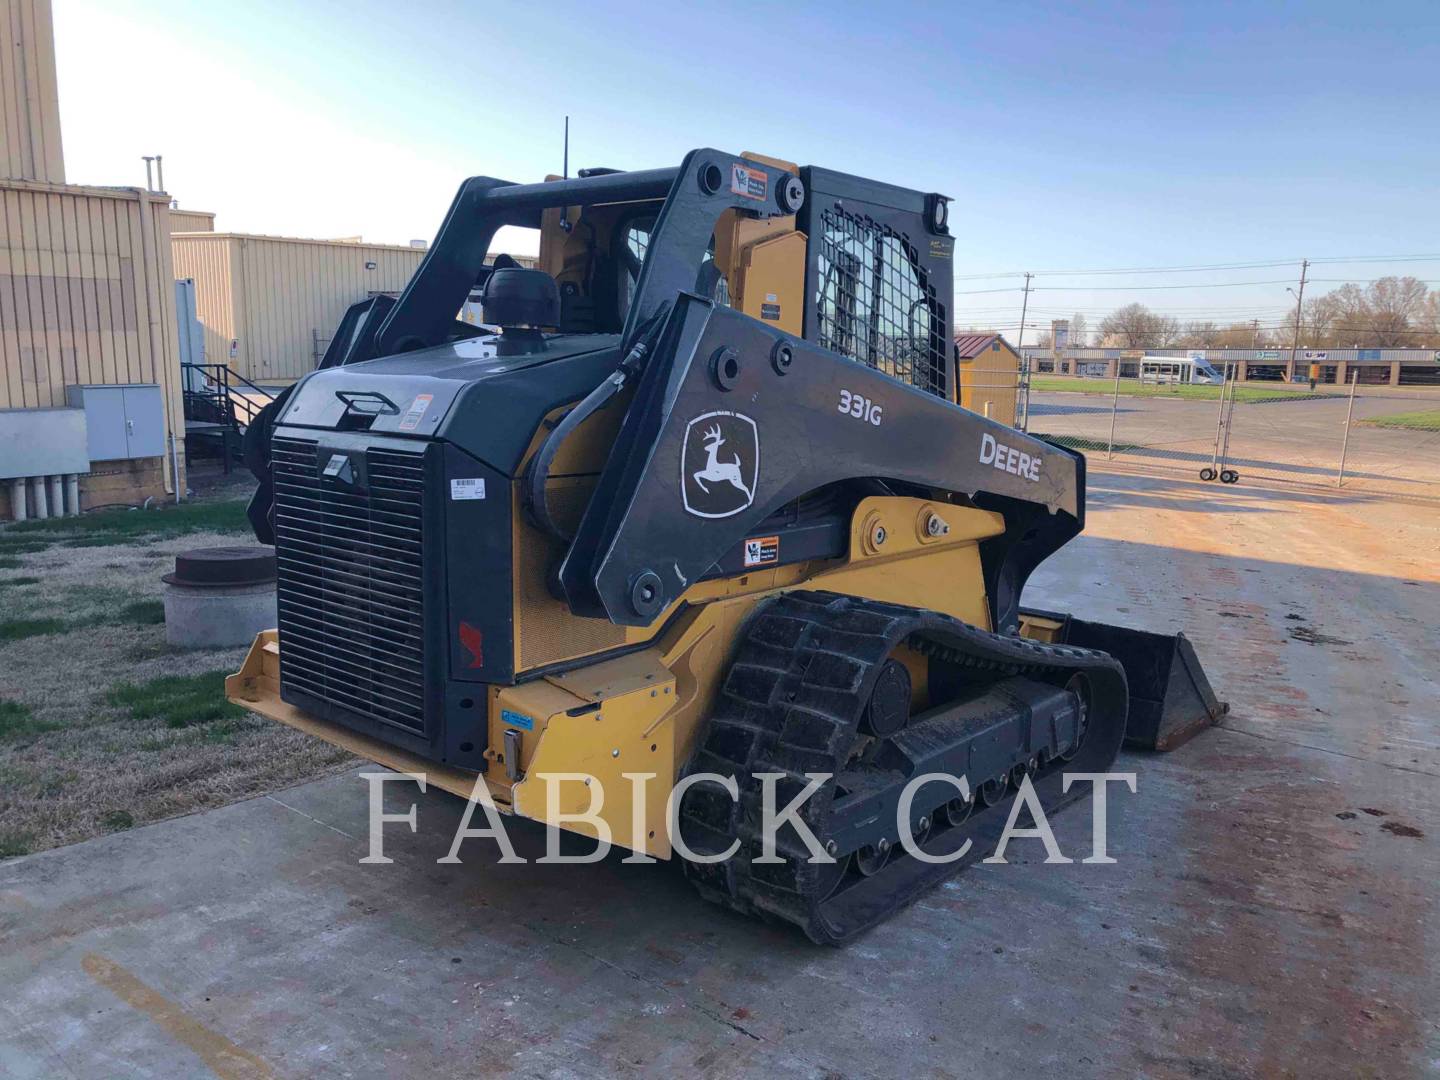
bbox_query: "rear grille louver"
[272,436,429,735]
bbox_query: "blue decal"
[501,709,534,731]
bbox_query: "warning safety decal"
[399,393,433,431]
[743,535,780,568]
[730,164,768,201]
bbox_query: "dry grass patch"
[0,493,357,858]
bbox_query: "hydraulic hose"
[523,308,667,541]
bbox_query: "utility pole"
[1287,259,1309,382]
[1252,319,1260,348]
[1016,272,1033,350]
[562,115,569,179]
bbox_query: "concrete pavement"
[1028,387,1440,496]
[2,470,1437,1078]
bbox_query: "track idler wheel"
[979,775,1010,807]
[941,789,975,827]
[860,659,910,738]
[1009,754,1039,788]
[856,839,892,876]
[1060,672,1091,761]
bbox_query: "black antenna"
[563,115,569,179]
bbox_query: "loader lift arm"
[557,294,1086,632]
[372,150,803,362]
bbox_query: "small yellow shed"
[954,332,1020,426]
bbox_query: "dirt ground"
[0,468,353,858]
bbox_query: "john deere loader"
[227,150,1224,943]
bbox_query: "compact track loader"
[227,150,1224,943]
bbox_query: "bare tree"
[1098,303,1180,348]
[1215,321,1266,349]
[1367,276,1428,346]
[1068,313,1089,347]
[1302,276,1430,347]
[1420,292,1440,348]
[1176,320,1220,348]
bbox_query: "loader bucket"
[1019,609,1228,751]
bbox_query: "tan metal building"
[171,233,427,383]
[1,0,65,184]
[1,0,183,518]
[167,207,215,233]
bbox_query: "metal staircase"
[182,363,275,471]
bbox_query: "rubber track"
[679,590,1128,944]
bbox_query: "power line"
[952,253,1440,282]
[1036,279,1299,292]
[957,277,1440,297]
[951,321,1440,338]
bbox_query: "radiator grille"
[272,436,429,734]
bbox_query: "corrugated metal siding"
[170,234,235,370]
[0,179,182,476]
[168,209,215,233]
[172,234,425,382]
[0,0,65,183]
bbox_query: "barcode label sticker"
[450,478,486,500]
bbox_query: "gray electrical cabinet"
[64,384,166,461]
[0,407,90,479]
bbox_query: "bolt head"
[873,525,887,546]
[877,837,891,854]
[824,839,838,856]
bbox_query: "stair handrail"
[181,362,275,428]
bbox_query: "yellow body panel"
[228,498,1004,858]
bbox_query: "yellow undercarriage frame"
[226,497,1006,859]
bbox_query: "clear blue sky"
[54,0,1440,340]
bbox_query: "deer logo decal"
[681,411,759,519]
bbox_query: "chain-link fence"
[1020,369,1440,499]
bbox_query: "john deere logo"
[681,411,758,519]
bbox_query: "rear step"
[1020,608,1227,751]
